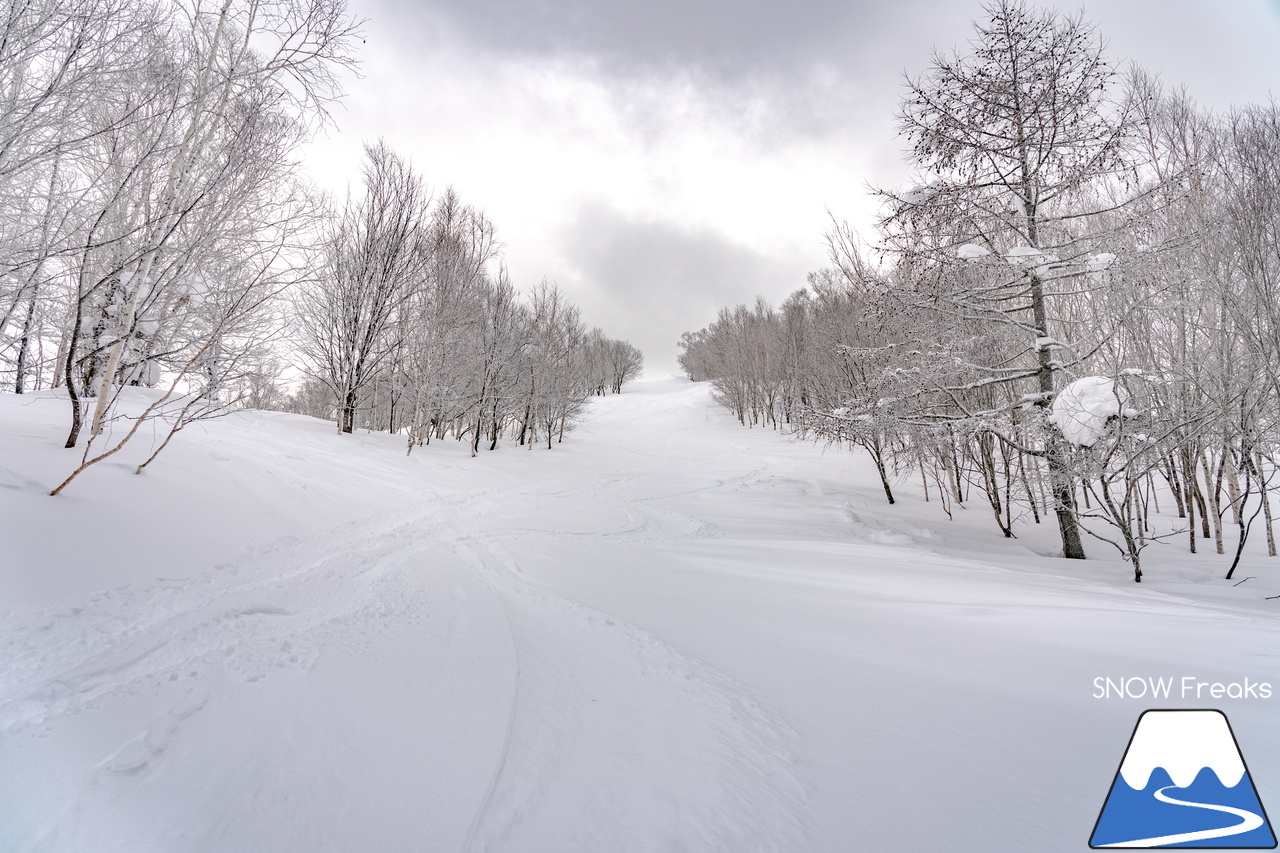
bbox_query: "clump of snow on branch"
[956,243,991,260]
[1004,246,1045,262]
[1004,246,1059,275]
[1087,252,1116,272]
[1048,376,1131,447]
[901,184,939,205]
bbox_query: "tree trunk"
[1017,445,1041,524]
[62,295,87,448]
[1259,452,1277,558]
[867,439,895,505]
[341,386,357,434]
[1225,450,1243,525]
[1047,438,1086,558]
[1165,458,1185,517]
[1183,447,1211,540]
[1184,452,1198,554]
[1205,451,1224,555]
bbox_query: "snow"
[1003,245,1059,275]
[1088,252,1117,272]
[901,184,938,205]
[1049,375,1129,447]
[3,381,1280,851]
[957,243,991,260]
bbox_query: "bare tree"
[603,338,643,393]
[296,141,429,434]
[399,187,499,448]
[77,0,358,443]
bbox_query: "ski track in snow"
[1,496,479,738]
[0,389,809,852]
[7,381,1280,851]
[453,539,806,852]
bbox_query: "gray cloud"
[336,0,1280,378]
[369,0,868,72]
[353,0,1280,181]
[558,202,812,376]
[353,0,974,153]
[361,0,1280,112]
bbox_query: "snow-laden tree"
[601,337,644,394]
[0,0,160,395]
[31,0,360,494]
[579,330,642,396]
[849,0,1150,559]
[71,0,357,444]
[290,162,641,453]
[296,141,430,434]
[518,281,587,449]
[398,188,500,447]
[680,2,1280,582]
[1204,103,1280,573]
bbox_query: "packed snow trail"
[2,380,1280,851]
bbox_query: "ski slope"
[2,379,1279,851]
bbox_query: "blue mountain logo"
[1091,710,1276,848]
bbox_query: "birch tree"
[72,0,357,445]
[296,141,429,434]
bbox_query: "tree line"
[0,0,641,493]
[291,142,644,455]
[679,0,1280,582]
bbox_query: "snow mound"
[1048,376,1128,447]
[957,243,991,260]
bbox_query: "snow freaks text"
[1093,677,1273,700]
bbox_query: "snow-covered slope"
[2,381,1279,851]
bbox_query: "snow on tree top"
[1048,376,1128,447]
[1087,252,1116,272]
[1003,246,1059,275]
[901,184,939,205]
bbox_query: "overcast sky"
[303,0,1280,376]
